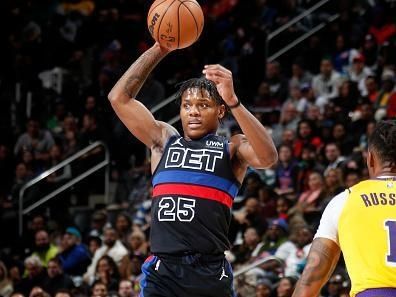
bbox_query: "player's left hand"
[203,64,238,107]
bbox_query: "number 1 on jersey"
[385,220,396,266]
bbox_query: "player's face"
[180,87,225,140]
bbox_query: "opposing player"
[292,120,396,297]
[108,42,277,296]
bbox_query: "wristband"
[228,99,241,109]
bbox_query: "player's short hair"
[368,120,396,167]
[176,77,226,108]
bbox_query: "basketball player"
[108,42,277,296]
[292,120,396,297]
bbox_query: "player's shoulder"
[325,189,349,212]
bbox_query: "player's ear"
[218,104,226,120]
[367,150,375,168]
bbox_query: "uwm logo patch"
[206,140,223,148]
[165,147,223,172]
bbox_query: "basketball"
[147,0,204,50]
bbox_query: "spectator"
[330,122,356,156]
[289,59,313,90]
[261,219,289,255]
[274,145,299,198]
[291,171,326,228]
[343,170,361,188]
[88,211,109,239]
[126,230,148,257]
[257,186,278,219]
[276,196,293,221]
[114,213,132,247]
[332,80,360,120]
[272,103,300,147]
[90,281,107,297]
[347,54,373,96]
[22,214,47,256]
[296,145,324,193]
[84,227,127,281]
[42,257,74,296]
[275,226,313,277]
[14,255,46,296]
[87,236,102,257]
[119,254,144,293]
[58,227,91,277]
[312,58,342,111]
[265,61,289,104]
[231,227,266,266]
[232,197,269,239]
[293,119,323,159]
[364,76,379,104]
[282,85,309,116]
[32,230,59,267]
[0,261,13,297]
[323,273,345,297]
[324,143,346,175]
[323,168,344,199]
[118,279,135,297]
[276,276,298,297]
[14,119,55,164]
[86,255,120,292]
[255,278,273,297]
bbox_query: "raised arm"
[108,42,178,148]
[292,238,341,297]
[203,64,278,169]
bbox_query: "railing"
[18,141,110,236]
[266,0,339,62]
[234,256,283,278]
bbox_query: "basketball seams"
[148,0,169,16]
[177,1,182,48]
[180,2,199,41]
[156,0,179,47]
[180,0,202,11]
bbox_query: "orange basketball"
[147,0,204,50]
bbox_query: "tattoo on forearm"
[300,241,337,284]
[293,240,340,297]
[124,50,164,98]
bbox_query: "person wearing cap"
[59,227,91,276]
[256,278,273,297]
[262,219,289,255]
[347,53,373,97]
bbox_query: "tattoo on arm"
[124,50,164,98]
[293,239,340,297]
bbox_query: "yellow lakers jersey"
[338,179,396,296]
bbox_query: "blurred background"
[0,0,395,296]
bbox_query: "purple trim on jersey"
[370,176,396,181]
[356,288,396,297]
[152,170,239,197]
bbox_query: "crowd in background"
[0,0,396,296]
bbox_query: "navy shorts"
[139,253,235,297]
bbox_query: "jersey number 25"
[158,197,195,222]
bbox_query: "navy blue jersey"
[150,134,240,254]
